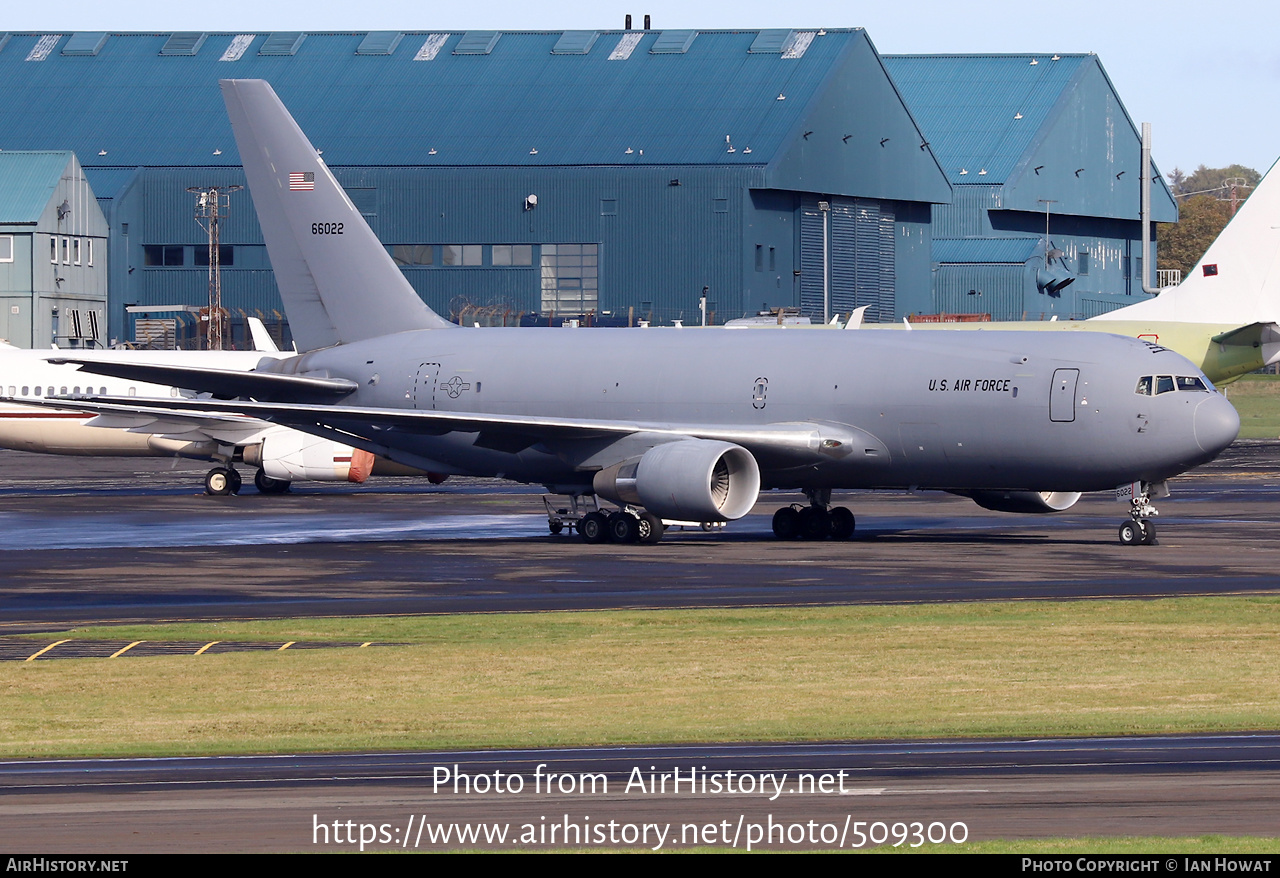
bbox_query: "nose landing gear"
[1117,481,1165,546]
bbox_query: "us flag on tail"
[289,171,314,191]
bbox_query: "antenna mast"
[188,185,242,350]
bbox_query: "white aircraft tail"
[220,80,454,353]
[246,317,281,353]
[1094,157,1280,325]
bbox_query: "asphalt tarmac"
[0,443,1277,632]
[2,444,1279,850]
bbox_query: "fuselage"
[0,348,266,455]
[859,319,1267,385]
[289,325,1238,494]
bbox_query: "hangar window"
[62,237,71,264]
[86,240,93,267]
[392,245,433,266]
[441,245,482,266]
[51,237,57,264]
[492,245,532,266]
[0,236,11,263]
[1078,251,1090,276]
[193,245,234,266]
[73,239,81,266]
[755,245,763,272]
[144,246,185,267]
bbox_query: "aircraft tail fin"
[1094,156,1280,325]
[220,79,454,353]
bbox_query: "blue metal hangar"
[884,53,1177,321]
[0,29,1171,346]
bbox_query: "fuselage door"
[1050,368,1079,423]
[413,362,441,410]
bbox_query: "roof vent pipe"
[644,14,651,29]
[625,15,632,29]
[1140,122,1161,295]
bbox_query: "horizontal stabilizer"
[48,358,358,402]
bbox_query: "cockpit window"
[1137,374,1212,395]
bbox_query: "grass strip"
[5,597,1280,758]
[1224,374,1280,439]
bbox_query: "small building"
[884,54,1178,320]
[0,151,108,347]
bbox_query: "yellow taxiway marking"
[25,640,69,662]
[109,641,144,659]
[278,641,295,651]
[359,642,372,648]
[194,641,220,655]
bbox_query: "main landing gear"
[204,465,242,496]
[772,489,856,541]
[543,495,666,544]
[1117,481,1162,546]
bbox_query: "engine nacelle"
[966,490,1082,514]
[593,439,761,522]
[243,430,372,483]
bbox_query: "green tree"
[1158,194,1232,276]
[1158,164,1260,276]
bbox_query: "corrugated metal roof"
[0,150,72,223]
[0,30,860,175]
[933,237,1040,264]
[884,54,1088,185]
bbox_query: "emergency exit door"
[1050,369,1079,422]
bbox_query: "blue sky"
[12,0,1279,179]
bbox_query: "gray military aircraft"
[47,80,1239,546]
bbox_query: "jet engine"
[965,490,1082,514]
[243,430,372,483]
[593,439,761,522]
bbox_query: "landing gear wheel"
[549,522,564,535]
[580,511,608,544]
[798,506,831,540]
[254,469,291,495]
[204,467,233,496]
[829,506,856,540]
[227,468,242,495]
[637,512,664,544]
[1119,520,1154,546]
[1140,520,1157,545]
[608,511,639,543]
[772,506,800,540]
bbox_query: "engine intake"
[593,439,761,522]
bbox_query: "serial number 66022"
[312,222,344,235]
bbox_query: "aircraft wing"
[47,358,358,402]
[5,397,279,447]
[45,396,884,469]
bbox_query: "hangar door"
[799,196,895,323]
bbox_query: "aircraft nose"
[1194,394,1240,455]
